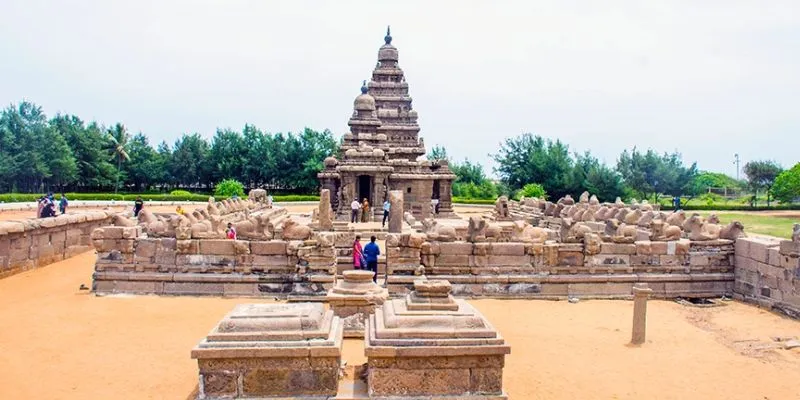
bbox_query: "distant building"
[318,27,456,220]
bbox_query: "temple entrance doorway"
[432,180,441,199]
[358,175,372,204]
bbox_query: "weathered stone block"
[199,239,236,255]
[437,254,471,266]
[135,239,158,258]
[490,243,526,256]
[557,251,584,266]
[438,242,473,255]
[251,240,288,255]
[601,243,637,254]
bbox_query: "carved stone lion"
[719,221,746,240]
[281,218,313,241]
[467,216,488,242]
[512,220,549,243]
[683,214,721,241]
[650,220,682,241]
[422,219,457,242]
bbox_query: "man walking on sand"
[363,235,380,283]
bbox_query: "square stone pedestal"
[326,270,390,337]
[191,303,343,399]
[365,280,511,399]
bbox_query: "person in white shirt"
[350,199,361,223]
[382,199,391,227]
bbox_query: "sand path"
[1,252,799,399]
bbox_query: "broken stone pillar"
[388,190,403,233]
[631,283,653,345]
[191,303,343,399]
[365,280,511,399]
[319,189,333,231]
[326,270,389,337]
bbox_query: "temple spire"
[384,26,392,44]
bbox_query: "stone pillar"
[319,189,333,231]
[388,190,403,233]
[326,270,389,337]
[631,283,653,345]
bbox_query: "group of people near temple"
[350,197,392,228]
[36,193,68,218]
[352,234,381,283]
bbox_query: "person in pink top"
[352,235,364,270]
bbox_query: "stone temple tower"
[318,27,456,221]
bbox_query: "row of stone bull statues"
[109,197,315,241]
[491,191,746,243]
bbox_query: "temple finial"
[384,26,392,44]
[360,80,368,94]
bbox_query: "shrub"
[213,179,245,198]
[169,190,193,196]
[772,163,800,204]
[515,183,546,200]
[452,197,496,205]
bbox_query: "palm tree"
[107,123,131,194]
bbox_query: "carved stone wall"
[734,236,800,318]
[386,236,735,299]
[0,212,114,279]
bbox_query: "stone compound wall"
[734,236,800,318]
[0,212,113,279]
[386,233,734,299]
[92,227,337,297]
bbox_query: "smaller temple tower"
[318,28,456,221]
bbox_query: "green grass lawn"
[695,211,798,239]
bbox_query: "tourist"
[672,196,681,211]
[431,197,440,215]
[267,193,273,208]
[226,223,237,239]
[176,205,186,215]
[59,193,68,215]
[363,235,381,283]
[382,198,390,227]
[350,198,360,223]
[41,194,56,218]
[36,195,45,218]
[133,196,144,217]
[352,235,365,270]
[361,198,370,222]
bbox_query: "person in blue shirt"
[362,235,381,283]
[59,193,69,215]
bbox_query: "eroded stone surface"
[191,303,342,399]
[366,280,510,398]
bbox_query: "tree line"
[2,100,797,204]
[434,133,798,205]
[0,101,337,194]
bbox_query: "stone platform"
[191,303,343,399]
[365,280,511,399]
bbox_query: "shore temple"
[318,27,456,221]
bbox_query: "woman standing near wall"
[353,235,365,270]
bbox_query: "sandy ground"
[1,253,799,400]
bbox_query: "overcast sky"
[1,0,798,178]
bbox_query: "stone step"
[334,365,369,400]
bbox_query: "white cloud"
[1,0,797,177]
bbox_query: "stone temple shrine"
[318,27,457,221]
